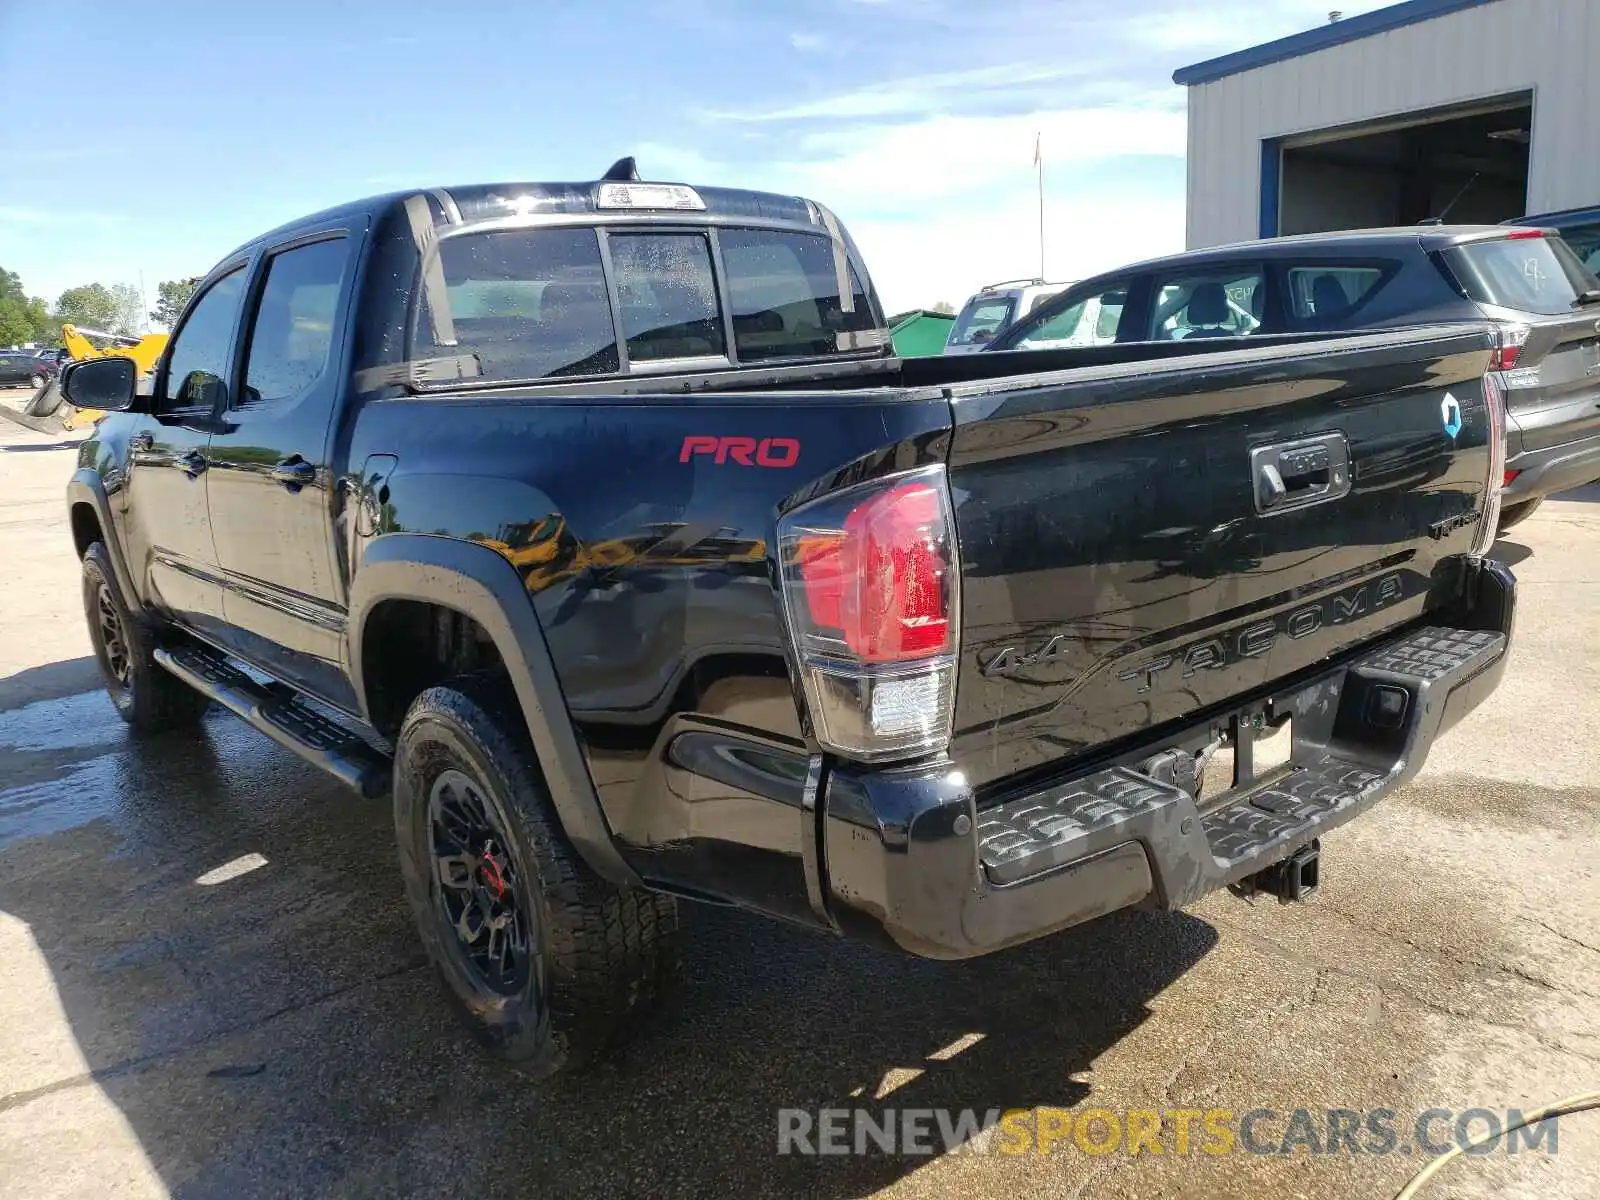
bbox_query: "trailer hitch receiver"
[1230,839,1321,904]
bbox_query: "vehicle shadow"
[0,440,81,454]
[1553,481,1600,504]
[0,656,101,712]
[1489,538,1532,568]
[0,680,1218,1199]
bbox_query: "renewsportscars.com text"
[777,1106,1560,1158]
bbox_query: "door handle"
[271,456,317,489]
[1250,433,1350,516]
[130,431,154,452]
[180,450,208,477]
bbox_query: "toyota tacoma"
[61,160,1516,1077]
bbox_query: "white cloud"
[1116,0,1398,56]
[773,104,1185,212]
[789,31,827,53]
[0,207,56,225]
[850,186,1186,315]
[703,61,1096,122]
[650,93,1186,314]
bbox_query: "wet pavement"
[1,419,1597,1199]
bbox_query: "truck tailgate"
[945,326,1499,790]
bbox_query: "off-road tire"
[1496,497,1543,534]
[81,542,210,732]
[394,678,680,1079]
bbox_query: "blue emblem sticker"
[1440,392,1463,440]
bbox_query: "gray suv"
[988,226,1600,532]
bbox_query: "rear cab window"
[1445,233,1600,316]
[719,228,876,361]
[425,228,620,380]
[947,295,1016,348]
[610,232,725,365]
[414,222,879,385]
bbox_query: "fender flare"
[66,470,138,607]
[347,534,639,887]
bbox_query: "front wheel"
[81,542,210,732]
[394,679,680,1078]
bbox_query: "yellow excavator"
[27,324,169,430]
[61,324,168,375]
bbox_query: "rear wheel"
[394,678,680,1078]
[81,542,210,732]
[28,372,45,390]
[1497,497,1543,534]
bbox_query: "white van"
[943,278,1072,354]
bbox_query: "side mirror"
[61,357,139,412]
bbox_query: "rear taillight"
[1487,323,1531,371]
[1474,369,1507,555]
[1504,469,1520,488]
[778,465,959,761]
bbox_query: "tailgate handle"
[1251,433,1350,516]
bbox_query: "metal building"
[1176,0,1600,248]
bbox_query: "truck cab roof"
[225,175,855,264]
[210,164,892,394]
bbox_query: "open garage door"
[1272,95,1531,236]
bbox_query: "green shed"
[887,310,957,358]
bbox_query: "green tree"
[55,283,119,333]
[0,268,53,347]
[150,278,198,330]
[109,282,145,336]
[0,300,32,347]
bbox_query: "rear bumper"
[1503,427,1600,502]
[819,559,1516,960]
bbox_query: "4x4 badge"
[1440,393,1463,440]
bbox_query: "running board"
[153,644,391,797]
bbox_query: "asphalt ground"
[0,407,1596,1199]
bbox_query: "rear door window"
[428,227,619,382]
[717,227,877,361]
[1283,264,1394,326]
[241,237,350,410]
[948,295,1016,347]
[1147,267,1264,340]
[1446,234,1600,316]
[607,232,725,364]
[1010,283,1129,349]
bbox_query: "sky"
[0,0,1392,321]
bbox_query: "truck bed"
[347,322,1502,927]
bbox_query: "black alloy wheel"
[427,767,536,998]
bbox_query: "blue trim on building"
[1259,139,1282,238]
[1173,0,1500,86]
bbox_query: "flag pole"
[1035,131,1045,280]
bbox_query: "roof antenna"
[1433,170,1481,224]
[602,157,640,182]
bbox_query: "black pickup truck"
[62,162,1516,1078]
